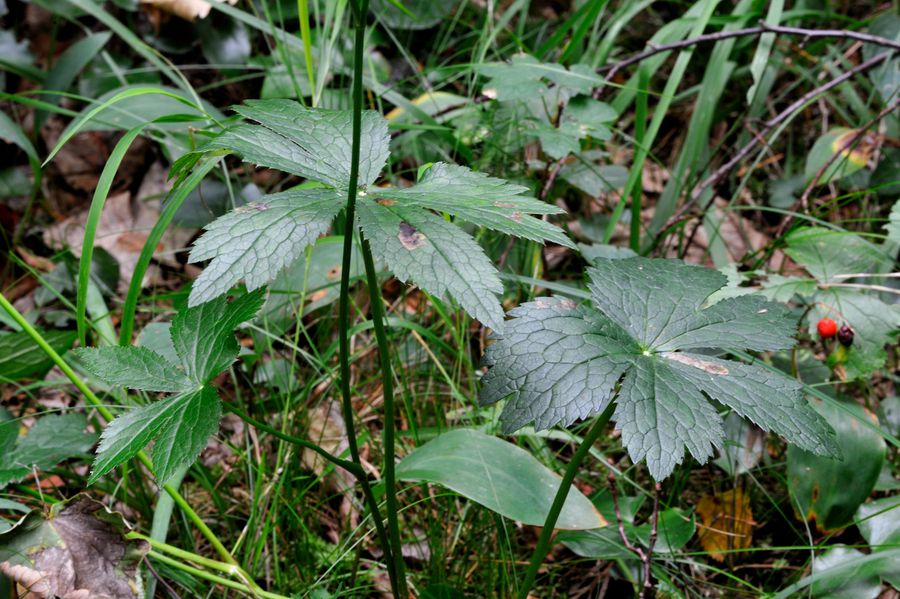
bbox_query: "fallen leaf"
[0,495,149,598]
[140,0,237,21]
[696,488,755,562]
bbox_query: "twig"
[773,96,900,235]
[601,22,900,81]
[661,50,893,236]
[608,473,663,599]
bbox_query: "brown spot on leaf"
[494,202,515,208]
[398,222,427,250]
[663,352,729,375]
[376,198,397,206]
[508,211,523,222]
[326,266,341,280]
[307,289,330,302]
[235,202,270,213]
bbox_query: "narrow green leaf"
[74,346,193,393]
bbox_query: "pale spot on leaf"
[398,222,427,250]
[663,352,729,375]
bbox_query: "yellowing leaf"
[696,488,755,561]
[830,129,875,168]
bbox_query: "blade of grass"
[118,158,218,345]
[603,0,719,244]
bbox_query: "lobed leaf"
[172,287,266,384]
[481,257,837,480]
[90,388,220,486]
[201,100,389,188]
[74,346,193,393]
[358,200,506,330]
[377,162,573,248]
[187,188,344,305]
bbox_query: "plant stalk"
[360,237,408,593]
[335,1,403,596]
[518,402,616,598]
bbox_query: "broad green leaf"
[91,387,220,485]
[0,495,149,598]
[481,257,837,480]
[372,0,457,29]
[759,274,818,302]
[203,100,389,188]
[0,330,76,381]
[74,346,193,393]
[172,288,266,383]
[785,227,893,282]
[476,54,603,100]
[559,157,628,197]
[357,200,506,330]
[857,496,900,549]
[789,398,885,531]
[377,162,573,247]
[634,507,695,553]
[187,188,344,305]
[864,12,900,104]
[396,429,605,529]
[562,96,617,136]
[811,546,884,599]
[0,413,97,488]
[534,121,583,160]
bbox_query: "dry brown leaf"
[42,165,194,293]
[696,488,755,562]
[140,0,237,21]
[0,495,148,599]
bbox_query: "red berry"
[817,318,838,339]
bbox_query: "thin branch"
[640,483,663,599]
[602,22,900,81]
[798,96,900,205]
[661,50,893,235]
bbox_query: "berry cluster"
[817,317,854,347]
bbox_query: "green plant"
[480,256,839,595]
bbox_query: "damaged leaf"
[185,100,571,329]
[0,495,149,598]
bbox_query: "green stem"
[360,237,408,593]
[0,292,254,586]
[147,551,289,599]
[336,1,402,596]
[518,403,616,598]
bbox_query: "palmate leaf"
[480,257,838,481]
[185,100,572,329]
[76,290,264,485]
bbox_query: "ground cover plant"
[0,0,899,597]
